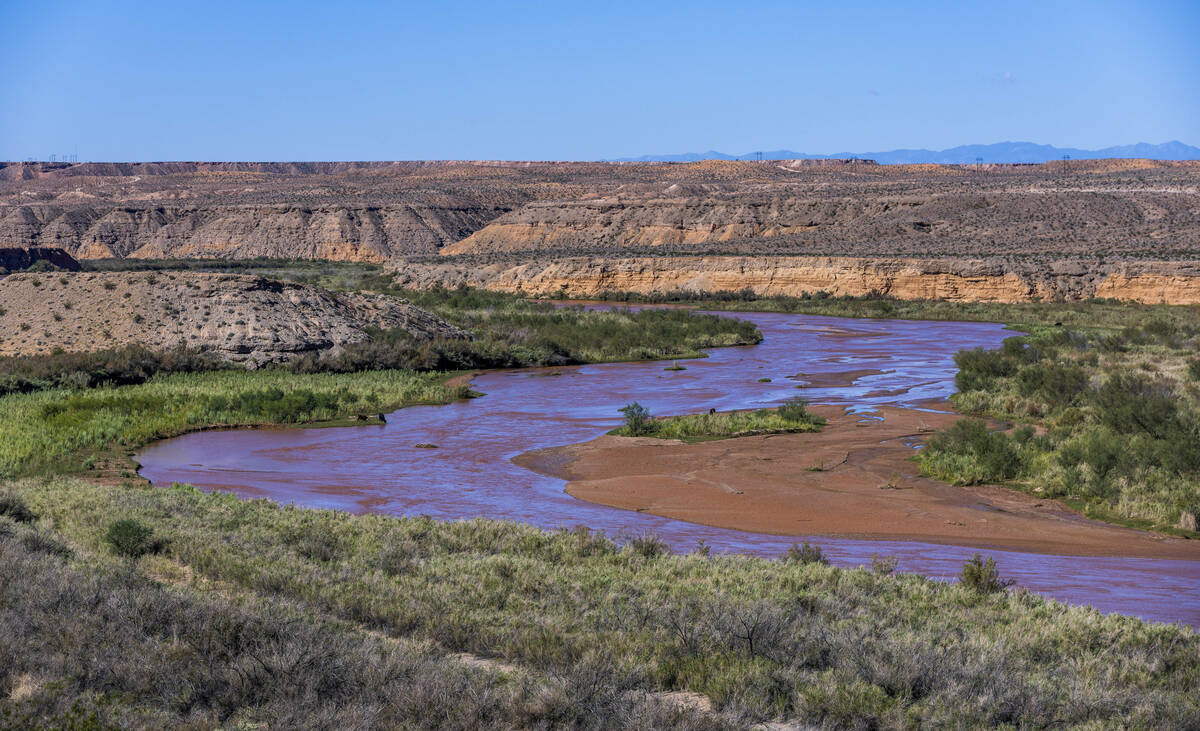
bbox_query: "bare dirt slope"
[3,159,1199,263]
[0,271,464,364]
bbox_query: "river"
[136,310,1200,627]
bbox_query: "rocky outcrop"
[0,272,465,364]
[0,247,80,272]
[390,256,1200,304]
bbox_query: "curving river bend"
[137,310,1200,627]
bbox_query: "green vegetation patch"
[4,477,1197,727]
[611,397,825,442]
[588,287,1200,332]
[0,343,222,398]
[918,320,1200,535]
[0,506,706,729]
[306,283,763,372]
[0,369,464,478]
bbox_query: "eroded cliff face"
[4,160,1200,305]
[441,189,1200,259]
[0,203,507,261]
[391,256,1200,304]
[5,159,1200,264]
[0,272,466,364]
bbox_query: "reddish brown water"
[136,311,1200,628]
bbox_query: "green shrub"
[1143,317,1178,339]
[378,537,422,576]
[922,419,1022,485]
[1016,362,1089,406]
[102,519,156,558]
[626,533,669,559]
[960,554,1013,594]
[784,542,828,565]
[21,531,73,559]
[1092,374,1180,440]
[954,346,1018,391]
[618,402,655,436]
[776,396,812,422]
[869,555,898,575]
[0,492,37,523]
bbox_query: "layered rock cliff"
[4,159,1200,303]
[5,159,1199,264]
[0,201,509,261]
[390,256,1200,305]
[0,272,465,364]
[440,188,1200,258]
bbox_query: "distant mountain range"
[612,141,1200,164]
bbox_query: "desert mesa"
[4,157,1200,304]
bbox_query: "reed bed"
[0,369,460,477]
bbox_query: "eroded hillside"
[0,271,464,364]
[3,159,1199,263]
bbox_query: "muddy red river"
[136,311,1200,628]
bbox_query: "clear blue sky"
[2,0,1197,161]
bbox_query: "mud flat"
[516,404,1200,561]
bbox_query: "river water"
[136,310,1200,627]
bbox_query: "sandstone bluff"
[391,255,1200,304]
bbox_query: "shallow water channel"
[137,310,1200,627]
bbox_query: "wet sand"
[516,404,1200,561]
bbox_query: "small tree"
[619,402,655,436]
[103,519,156,558]
[960,554,1014,594]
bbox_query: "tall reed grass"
[0,369,460,477]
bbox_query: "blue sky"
[1,0,1197,160]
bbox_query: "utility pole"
[975,156,983,171]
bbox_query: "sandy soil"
[514,404,1200,560]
